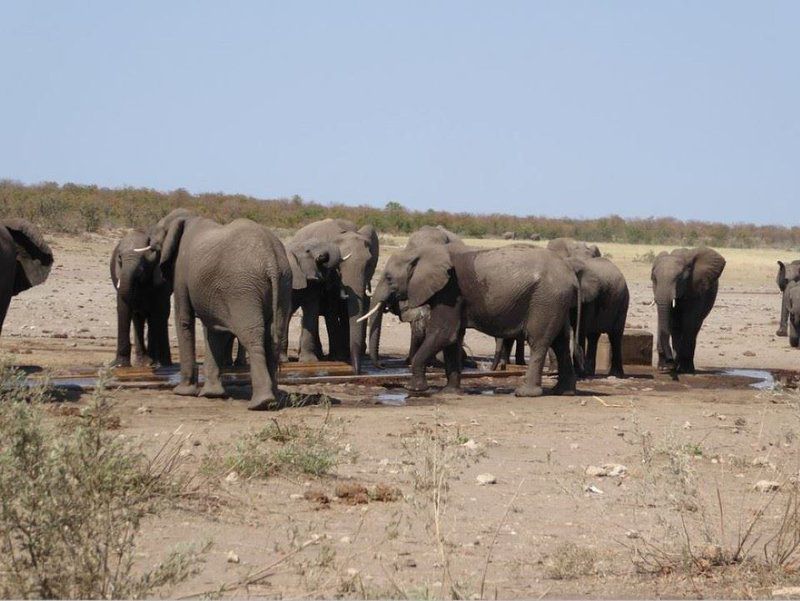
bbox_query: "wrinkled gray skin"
[564,256,629,377]
[147,209,292,410]
[110,230,172,367]
[776,260,800,336]
[547,237,601,260]
[283,238,343,362]
[785,281,800,348]
[651,247,726,373]
[0,219,53,337]
[290,219,378,374]
[365,244,578,397]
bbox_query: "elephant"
[775,260,800,337]
[361,244,579,397]
[0,219,53,337]
[143,209,292,410]
[283,238,343,362]
[547,238,601,260]
[290,218,379,373]
[502,231,517,240]
[784,281,800,347]
[110,230,172,367]
[565,256,629,377]
[651,247,726,373]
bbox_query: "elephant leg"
[778,289,789,336]
[173,290,199,396]
[323,308,344,361]
[298,295,322,363]
[608,329,625,377]
[0,294,9,339]
[114,299,133,367]
[516,339,546,397]
[514,334,526,365]
[491,337,512,371]
[407,319,426,365]
[583,332,600,378]
[789,320,799,347]
[200,328,227,398]
[150,312,172,367]
[234,339,248,366]
[440,340,463,393]
[132,313,152,367]
[517,306,570,397]
[550,324,577,395]
[236,318,279,411]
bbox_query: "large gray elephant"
[565,256,629,377]
[110,230,172,367]
[651,247,726,373]
[0,219,53,337]
[776,260,800,337]
[361,244,579,397]
[144,209,292,410]
[547,237,601,260]
[290,218,378,373]
[283,238,343,362]
[784,281,800,347]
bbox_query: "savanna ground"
[3,231,800,598]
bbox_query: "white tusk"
[340,289,348,300]
[115,279,120,290]
[365,288,373,297]
[672,299,676,309]
[648,300,655,307]
[341,253,352,261]
[133,245,152,253]
[356,302,382,323]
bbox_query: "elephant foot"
[247,391,281,411]
[440,384,461,394]
[200,382,226,398]
[551,381,576,396]
[491,360,507,372]
[514,383,543,397]
[298,352,320,363]
[777,327,788,337]
[609,367,625,378]
[790,336,799,348]
[134,354,155,367]
[112,356,132,368]
[462,357,478,369]
[174,382,199,396]
[515,359,526,366]
[405,376,430,393]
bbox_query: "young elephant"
[566,256,630,377]
[361,244,578,397]
[110,230,172,367]
[776,260,800,337]
[0,219,53,337]
[144,209,293,410]
[283,239,343,362]
[651,247,726,373]
[784,281,800,347]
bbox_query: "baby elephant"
[110,230,172,367]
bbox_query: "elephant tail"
[572,274,585,374]
[271,267,293,366]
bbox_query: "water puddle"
[722,369,776,390]
[374,389,409,406]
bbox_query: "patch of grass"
[633,249,657,264]
[545,543,598,580]
[204,417,341,480]
[0,364,204,599]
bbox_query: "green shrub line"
[1,179,798,248]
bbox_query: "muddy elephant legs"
[173,297,199,396]
[200,328,227,398]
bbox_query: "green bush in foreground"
[0,366,205,599]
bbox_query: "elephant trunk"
[347,292,367,374]
[367,278,391,365]
[656,301,674,365]
[116,263,138,305]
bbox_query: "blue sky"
[0,1,797,224]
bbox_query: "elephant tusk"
[648,300,655,307]
[357,303,382,323]
[341,253,352,261]
[365,288,373,297]
[133,245,152,253]
[115,279,120,290]
[672,299,676,309]
[340,289,348,300]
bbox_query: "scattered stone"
[225,471,239,483]
[754,480,780,492]
[461,439,479,450]
[586,465,607,477]
[136,405,152,414]
[226,550,240,563]
[289,493,304,500]
[625,530,640,539]
[584,485,604,495]
[743,350,756,357]
[340,536,352,544]
[752,456,775,469]
[403,557,417,568]
[605,464,627,477]
[683,421,692,430]
[476,473,497,485]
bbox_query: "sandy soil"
[3,231,800,598]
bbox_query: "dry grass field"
[3,231,800,598]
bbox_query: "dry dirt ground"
[4,231,800,598]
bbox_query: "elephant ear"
[3,219,54,295]
[689,247,726,294]
[588,244,601,258]
[777,261,788,290]
[287,250,307,290]
[407,245,453,308]
[565,257,601,303]
[157,214,188,267]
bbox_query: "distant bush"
[1,180,797,248]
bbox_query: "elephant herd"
[2,210,798,410]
